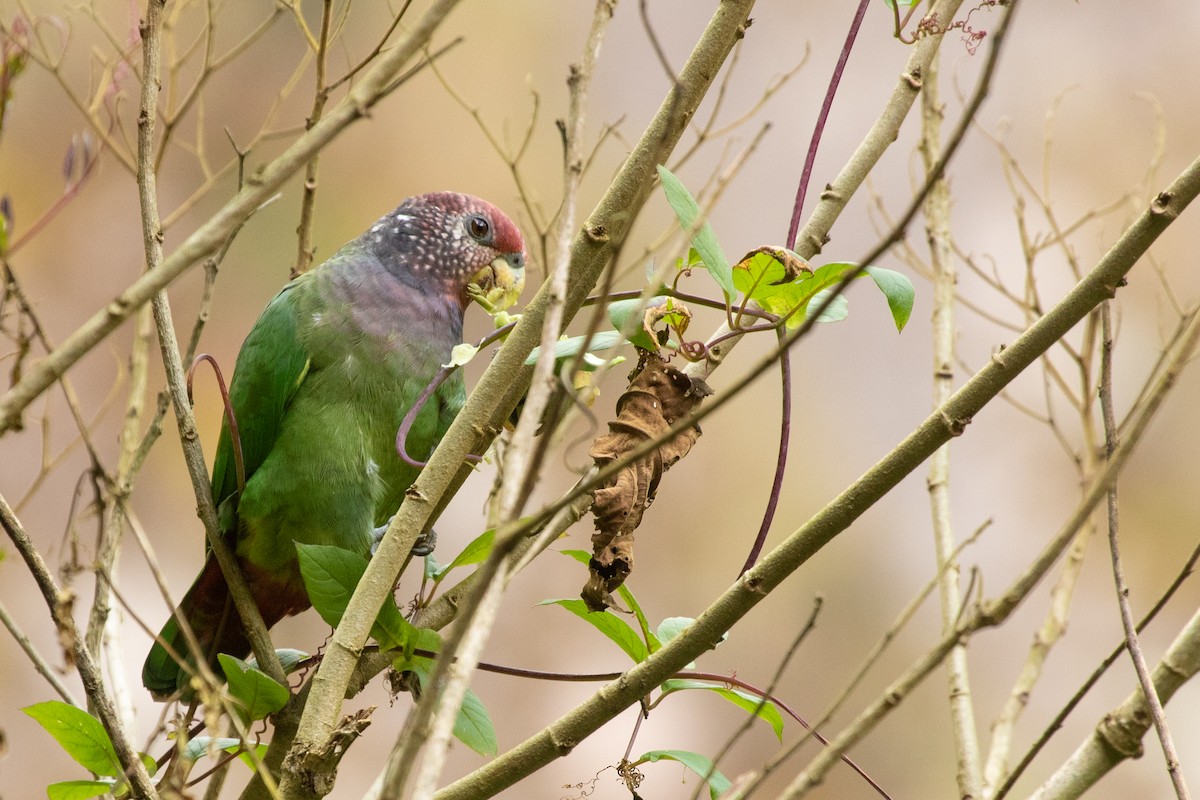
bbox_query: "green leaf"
[391,626,442,675]
[525,329,628,367]
[47,780,114,800]
[424,552,445,580]
[296,542,412,649]
[634,749,731,800]
[617,585,659,654]
[807,288,850,324]
[296,542,366,628]
[540,597,649,663]
[657,165,734,298]
[24,701,121,777]
[370,599,416,652]
[862,265,915,331]
[403,658,497,756]
[433,529,495,581]
[655,617,694,644]
[661,679,784,741]
[218,655,289,724]
[731,250,791,299]
[455,687,498,756]
[561,549,661,655]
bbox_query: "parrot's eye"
[466,215,491,242]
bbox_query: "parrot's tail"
[142,556,248,700]
[141,556,307,700]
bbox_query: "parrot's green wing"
[142,281,312,697]
[210,280,312,521]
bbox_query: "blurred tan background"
[2,1,1200,798]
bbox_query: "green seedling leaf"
[657,165,735,297]
[661,679,785,741]
[403,657,497,756]
[524,329,627,367]
[433,529,495,581]
[540,597,649,663]
[182,736,242,761]
[561,549,661,653]
[47,780,114,800]
[218,654,289,724]
[24,701,121,777]
[296,542,412,650]
[634,749,732,800]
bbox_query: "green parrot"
[142,192,526,699]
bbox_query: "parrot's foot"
[371,520,437,558]
[411,529,437,557]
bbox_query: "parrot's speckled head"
[368,191,526,309]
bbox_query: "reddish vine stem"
[395,322,517,468]
[786,0,871,249]
[187,353,245,494]
[739,328,792,575]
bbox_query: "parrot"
[142,191,526,700]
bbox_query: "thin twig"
[0,597,81,705]
[432,141,1200,800]
[0,0,469,435]
[1099,301,1190,800]
[283,6,760,784]
[922,45,982,799]
[0,491,157,798]
[135,0,285,688]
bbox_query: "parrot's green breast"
[219,261,463,581]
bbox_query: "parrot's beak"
[467,254,526,314]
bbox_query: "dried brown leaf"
[584,352,711,611]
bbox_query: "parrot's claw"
[411,529,437,557]
[370,520,437,558]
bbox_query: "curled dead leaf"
[643,300,692,347]
[584,351,712,611]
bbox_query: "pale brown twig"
[1099,302,1191,800]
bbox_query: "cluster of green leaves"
[24,657,294,796]
[657,164,913,332]
[296,542,497,756]
[542,551,791,799]
[528,165,914,375]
